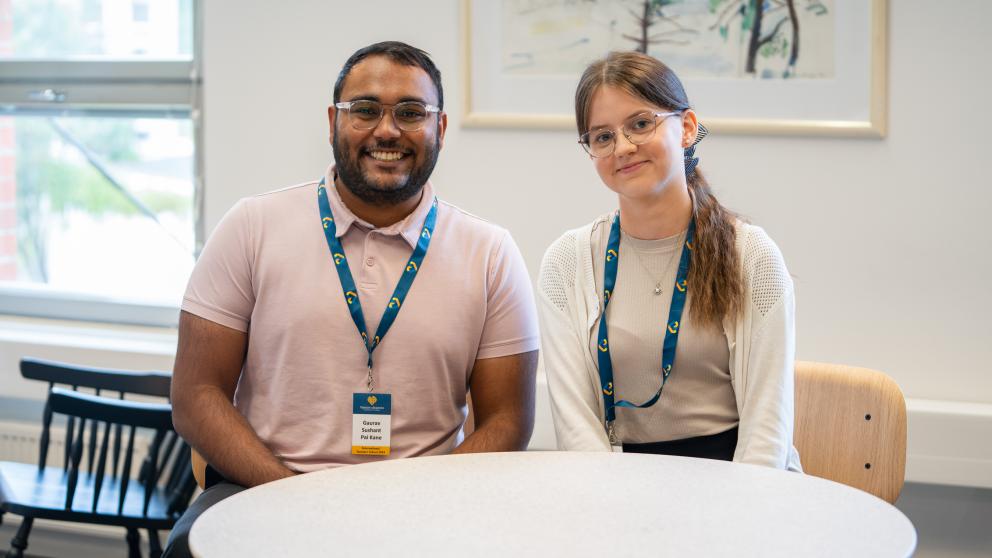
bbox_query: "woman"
[538,51,801,469]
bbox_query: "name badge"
[352,393,391,456]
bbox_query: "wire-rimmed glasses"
[578,111,682,157]
[335,100,441,132]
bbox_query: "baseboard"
[0,514,161,558]
[905,398,992,489]
[1,513,129,540]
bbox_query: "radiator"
[0,419,153,468]
[0,420,63,464]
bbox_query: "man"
[164,41,539,556]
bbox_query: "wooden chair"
[793,361,907,504]
[0,358,198,558]
[191,449,207,489]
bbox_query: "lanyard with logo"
[317,178,437,456]
[317,177,437,386]
[596,211,695,446]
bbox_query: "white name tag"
[352,393,391,456]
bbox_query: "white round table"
[189,451,916,557]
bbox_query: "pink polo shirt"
[182,168,539,472]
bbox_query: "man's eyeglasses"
[578,111,682,158]
[335,100,441,132]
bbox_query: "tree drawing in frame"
[500,0,834,80]
[621,0,698,53]
[710,0,830,78]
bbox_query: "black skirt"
[622,426,739,461]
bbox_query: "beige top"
[589,219,738,444]
[182,166,539,472]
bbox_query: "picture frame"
[462,0,887,137]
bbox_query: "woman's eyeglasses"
[578,111,682,158]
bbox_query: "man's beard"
[332,129,440,206]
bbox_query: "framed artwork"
[462,0,887,137]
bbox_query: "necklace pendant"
[654,284,662,295]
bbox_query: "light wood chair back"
[191,449,207,489]
[794,361,907,503]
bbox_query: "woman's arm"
[733,227,797,469]
[537,237,611,451]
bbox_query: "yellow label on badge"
[351,445,390,456]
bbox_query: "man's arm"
[171,310,296,487]
[453,350,538,453]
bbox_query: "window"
[0,0,200,327]
[132,1,149,23]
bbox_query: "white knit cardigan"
[537,213,802,471]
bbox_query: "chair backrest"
[793,361,907,504]
[47,388,196,518]
[21,357,173,474]
[20,357,197,518]
[21,357,173,398]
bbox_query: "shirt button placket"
[360,232,379,289]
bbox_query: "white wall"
[202,0,992,406]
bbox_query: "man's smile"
[363,147,413,164]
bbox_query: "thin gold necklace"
[622,230,685,296]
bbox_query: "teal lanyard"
[596,211,695,424]
[317,178,438,381]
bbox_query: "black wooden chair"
[0,358,197,558]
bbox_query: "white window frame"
[0,2,203,328]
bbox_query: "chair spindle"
[154,431,179,487]
[112,392,125,479]
[143,429,165,516]
[38,393,53,472]
[118,425,136,516]
[63,416,76,471]
[86,389,101,474]
[91,421,112,513]
[65,416,87,511]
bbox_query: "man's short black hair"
[333,41,444,110]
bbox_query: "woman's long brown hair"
[575,51,743,329]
